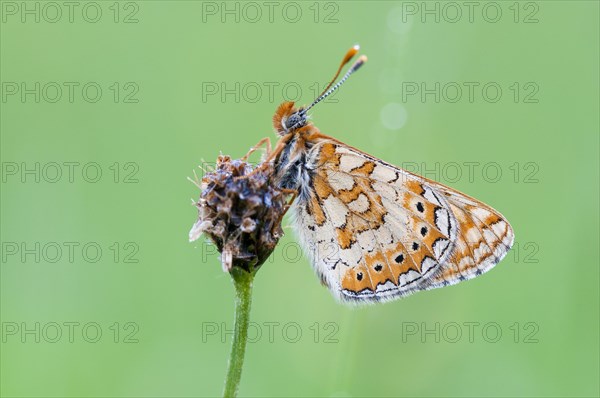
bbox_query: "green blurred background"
[1,1,598,397]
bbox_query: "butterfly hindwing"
[424,187,514,289]
[293,139,514,303]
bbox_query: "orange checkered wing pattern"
[292,138,514,303]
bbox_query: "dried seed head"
[240,218,257,233]
[189,155,288,273]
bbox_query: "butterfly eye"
[284,112,306,131]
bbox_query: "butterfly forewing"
[292,138,514,303]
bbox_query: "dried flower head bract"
[189,155,288,273]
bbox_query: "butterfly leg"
[271,189,297,234]
[278,189,298,222]
[235,136,289,181]
[241,137,272,161]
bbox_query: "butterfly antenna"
[301,45,367,115]
[321,45,360,96]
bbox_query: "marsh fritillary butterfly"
[243,45,514,304]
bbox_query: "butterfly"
[243,45,514,304]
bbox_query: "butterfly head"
[273,101,310,136]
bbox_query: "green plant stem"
[223,267,254,398]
